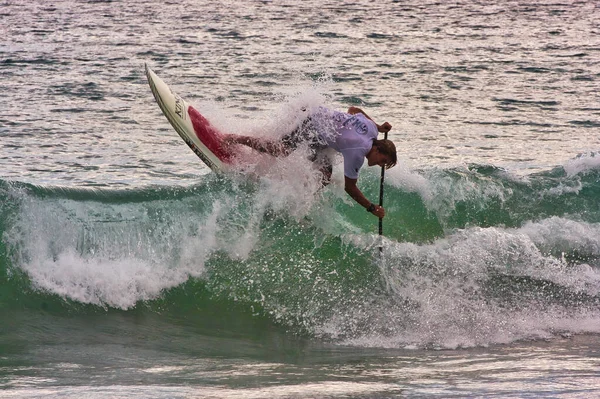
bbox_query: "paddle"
[378,130,388,256]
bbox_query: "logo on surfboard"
[174,95,186,120]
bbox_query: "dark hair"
[373,139,397,169]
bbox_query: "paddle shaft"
[378,131,388,254]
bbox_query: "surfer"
[223,106,396,218]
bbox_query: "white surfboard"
[145,64,236,172]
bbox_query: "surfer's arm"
[347,107,392,133]
[344,176,385,218]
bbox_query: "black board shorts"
[280,116,334,180]
[281,117,326,151]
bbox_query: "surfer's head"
[367,139,397,169]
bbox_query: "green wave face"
[1,163,600,348]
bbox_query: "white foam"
[199,75,333,141]
[520,216,600,257]
[386,164,517,224]
[321,219,600,348]
[563,152,600,177]
[385,160,434,203]
[5,196,219,309]
[20,249,190,309]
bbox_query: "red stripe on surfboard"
[187,106,233,163]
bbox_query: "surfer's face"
[367,148,392,168]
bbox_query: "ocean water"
[2,0,600,397]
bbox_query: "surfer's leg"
[223,115,313,157]
[223,135,288,156]
[319,163,333,186]
[312,148,333,186]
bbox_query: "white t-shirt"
[312,108,379,179]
